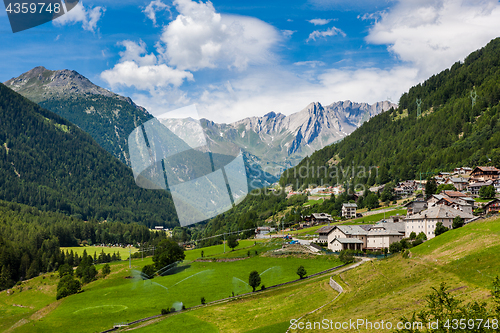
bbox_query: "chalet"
[468,180,493,196]
[470,166,500,182]
[394,181,417,197]
[303,213,333,224]
[404,205,473,240]
[404,200,428,216]
[427,194,444,206]
[311,213,333,223]
[316,225,335,243]
[433,197,473,215]
[494,179,500,193]
[255,227,274,235]
[453,167,472,175]
[341,203,357,218]
[483,199,500,214]
[448,178,469,191]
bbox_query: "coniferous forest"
[0,83,178,227]
[280,37,500,189]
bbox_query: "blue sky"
[2,0,500,122]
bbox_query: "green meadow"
[128,216,500,333]
[61,246,138,259]
[0,238,342,333]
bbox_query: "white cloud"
[101,61,193,91]
[282,30,296,38]
[157,0,280,71]
[101,40,193,91]
[143,0,171,26]
[191,65,418,123]
[307,26,346,42]
[53,2,105,32]
[294,61,326,68]
[308,18,334,25]
[366,0,500,78]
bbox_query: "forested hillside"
[0,200,165,290]
[280,37,500,189]
[0,83,178,227]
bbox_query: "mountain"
[3,66,153,166]
[279,37,500,189]
[0,82,178,227]
[173,100,395,177]
[4,66,394,187]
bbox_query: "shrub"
[161,308,169,315]
[201,296,206,304]
[141,264,155,279]
[260,285,266,291]
[338,250,354,264]
[101,264,111,276]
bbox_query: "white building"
[404,205,473,240]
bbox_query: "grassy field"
[124,217,500,333]
[0,239,342,333]
[3,217,500,333]
[61,246,138,259]
[345,208,407,224]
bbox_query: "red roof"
[441,190,467,197]
[473,166,500,173]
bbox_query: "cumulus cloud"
[53,2,105,32]
[282,30,296,38]
[308,18,334,25]
[101,40,193,91]
[307,26,346,42]
[366,0,500,78]
[143,0,171,26]
[191,65,417,123]
[157,0,280,71]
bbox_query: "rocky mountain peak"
[4,66,145,112]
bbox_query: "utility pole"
[223,233,226,253]
[129,245,131,269]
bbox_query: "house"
[433,197,473,215]
[316,225,335,243]
[327,225,368,251]
[365,221,406,250]
[470,166,500,182]
[494,179,500,193]
[341,203,357,218]
[311,213,333,224]
[427,194,444,206]
[404,200,428,216]
[404,205,473,240]
[440,190,468,199]
[449,178,469,191]
[255,227,274,235]
[394,180,417,197]
[324,221,405,251]
[468,180,493,196]
[453,167,473,175]
[483,199,500,214]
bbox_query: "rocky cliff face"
[203,100,397,175]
